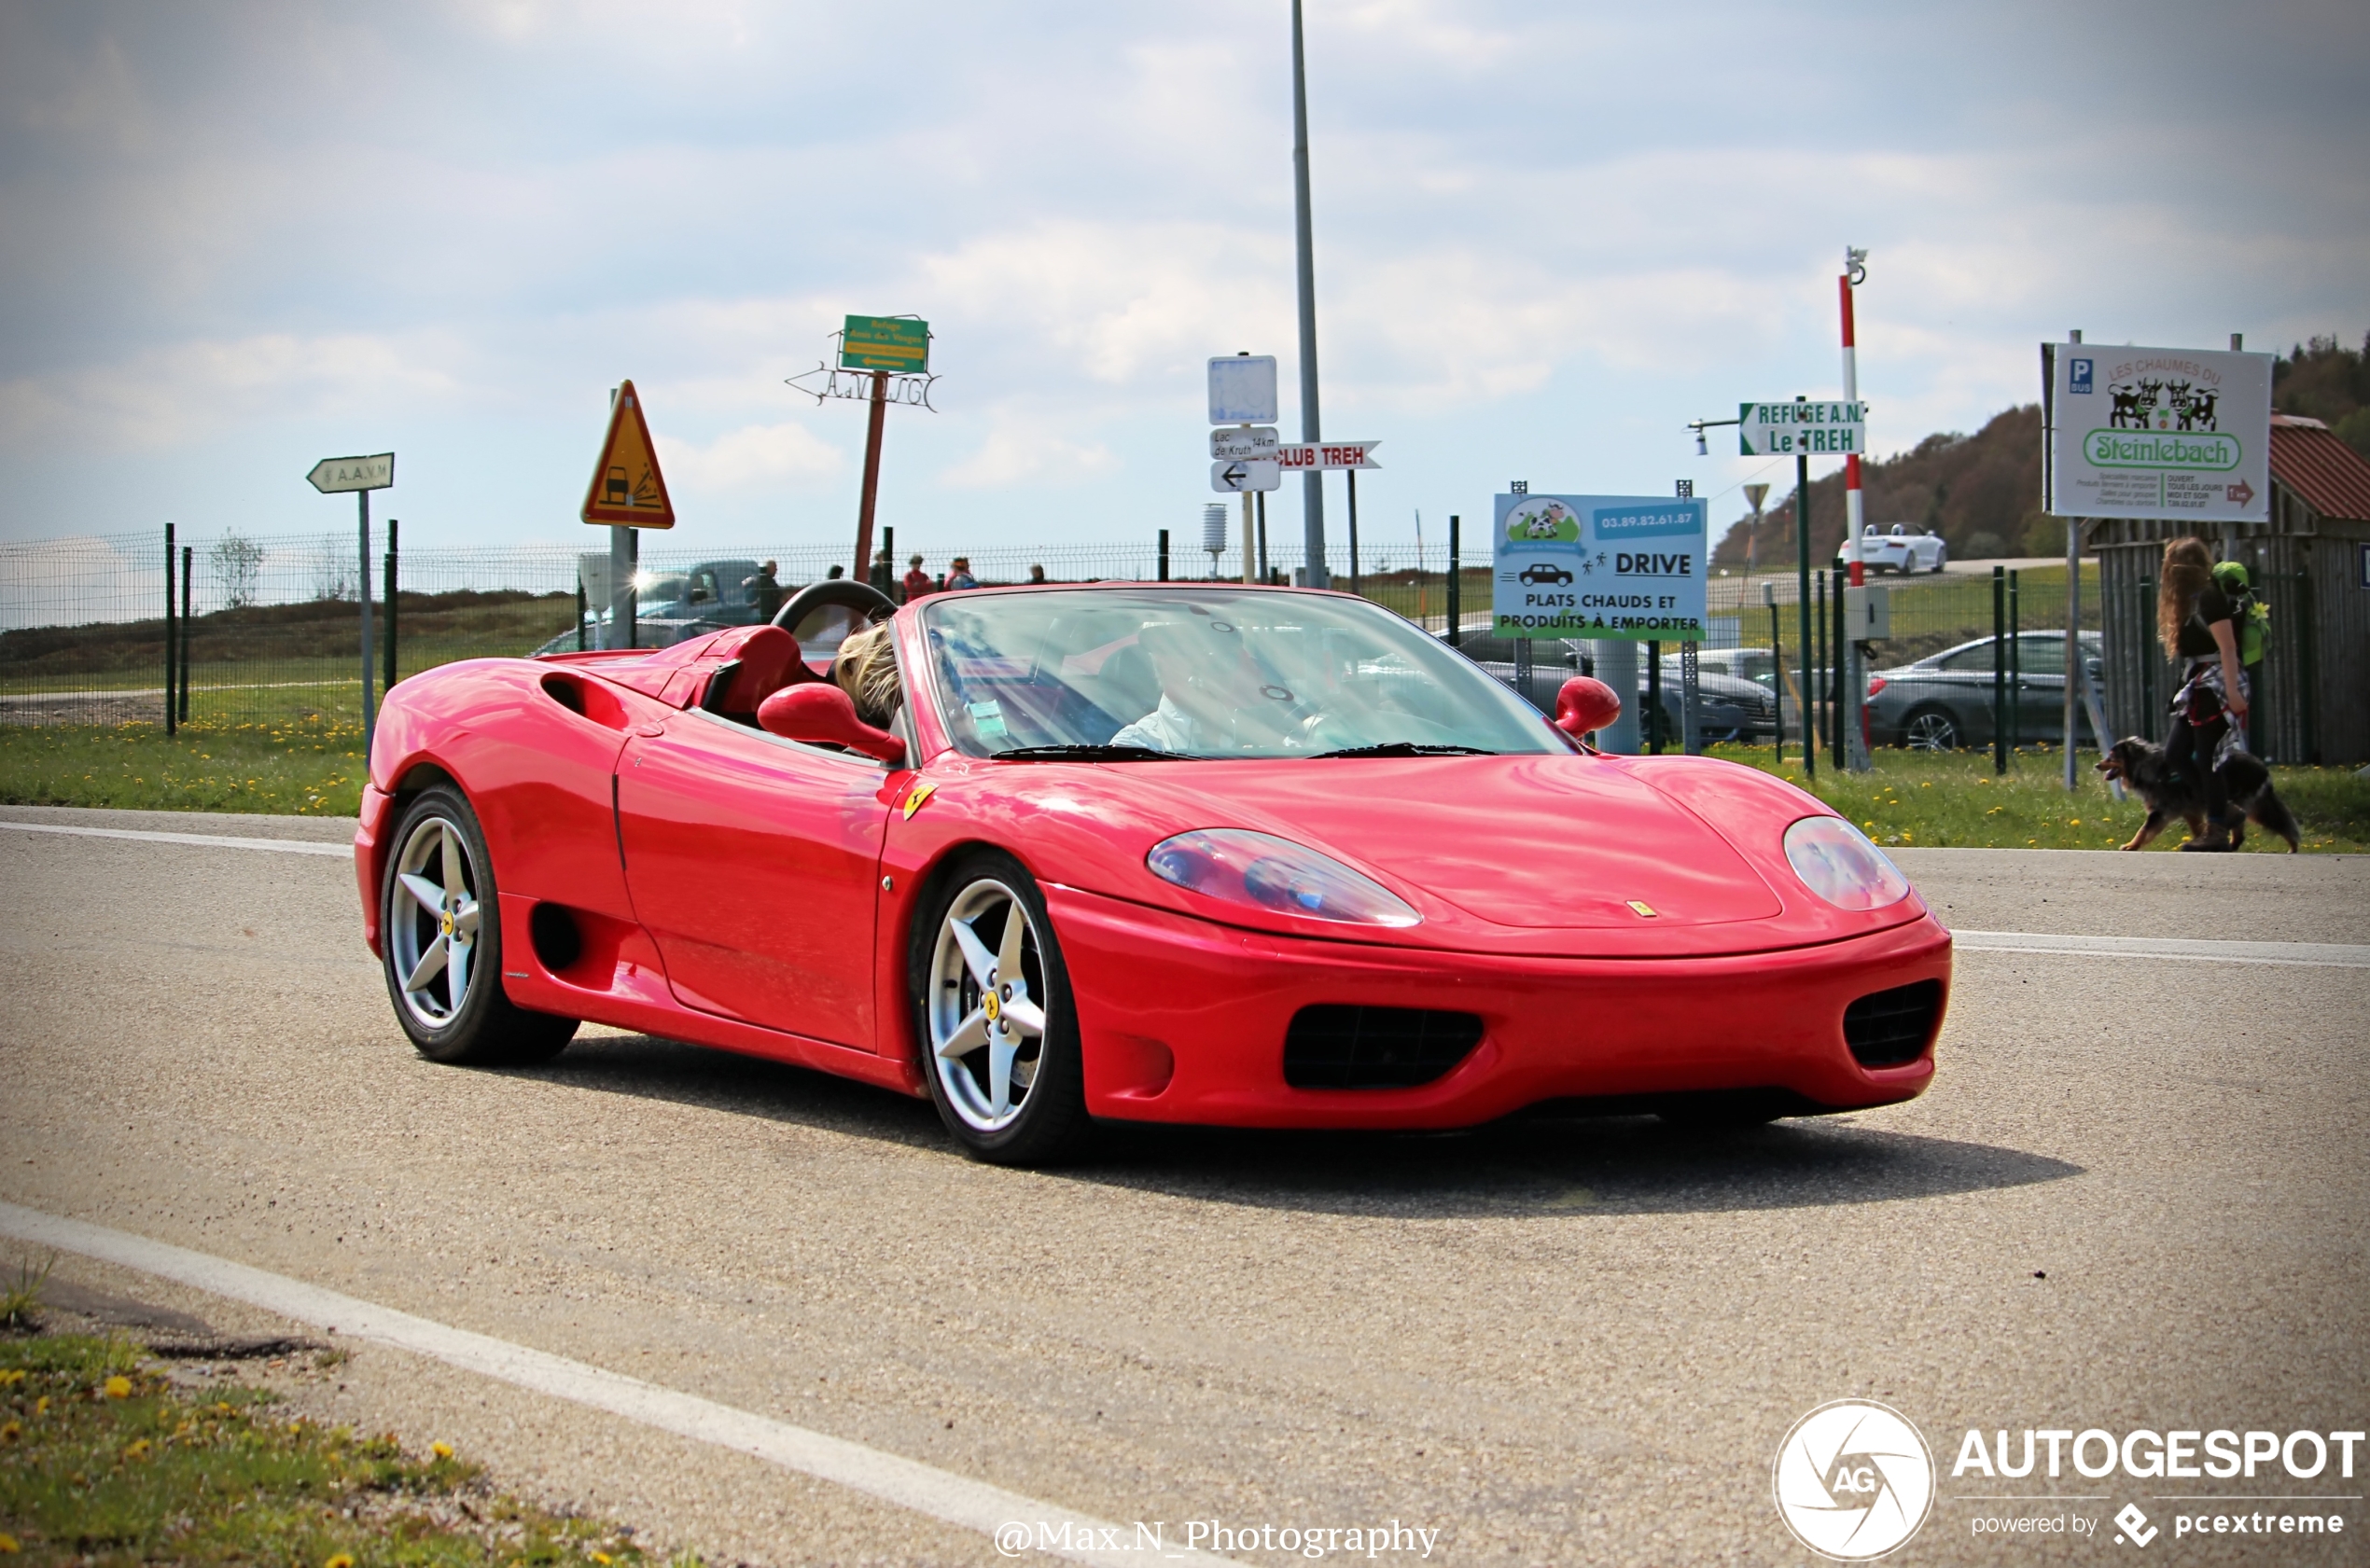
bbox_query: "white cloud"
[0,332,465,451]
[939,427,1122,491]
[656,421,842,492]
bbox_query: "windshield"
[921,589,1567,759]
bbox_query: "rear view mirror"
[757,683,906,765]
[1553,676,1622,743]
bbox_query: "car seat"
[706,624,811,719]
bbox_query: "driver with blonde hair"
[831,623,903,729]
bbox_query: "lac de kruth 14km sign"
[1494,493,1708,641]
[2047,343,2270,523]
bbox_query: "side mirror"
[1553,676,1622,742]
[756,683,907,765]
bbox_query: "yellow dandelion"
[123,1437,150,1459]
[0,1530,19,1552]
[432,1440,454,1460]
[103,1376,132,1399]
[0,1422,20,1444]
[327,1555,356,1568]
[2068,819,2080,826]
[34,1397,48,1416]
[593,1556,614,1566]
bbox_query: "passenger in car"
[831,623,904,728]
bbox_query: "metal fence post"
[1833,569,1849,770]
[2007,567,2020,753]
[1991,565,2007,773]
[1158,528,1170,583]
[1680,639,1700,756]
[383,518,399,694]
[163,524,177,736]
[1446,516,1461,646]
[1645,639,1662,753]
[1769,594,1785,763]
[576,576,588,652]
[1812,571,1827,765]
[178,546,192,726]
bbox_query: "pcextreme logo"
[1774,1400,1937,1561]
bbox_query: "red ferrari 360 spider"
[356,579,1950,1164]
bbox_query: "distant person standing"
[2157,537,2249,851]
[825,563,844,580]
[871,548,896,597]
[743,560,784,622]
[1027,563,1047,584]
[901,554,933,604]
[946,557,979,591]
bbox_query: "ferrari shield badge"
[901,781,938,820]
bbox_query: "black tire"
[910,849,1090,1165]
[1900,706,1962,752]
[381,784,578,1066]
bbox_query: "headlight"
[1783,816,1910,910]
[1145,829,1420,928]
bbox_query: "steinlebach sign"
[2044,342,2270,523]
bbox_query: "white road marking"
[0,1201,1238,1568]
[1952,930,2370,969]
[0,820,350,857]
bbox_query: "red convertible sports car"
[356,580,1950,1164]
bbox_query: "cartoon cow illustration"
[2182,388,2219,431]
[2110,383,2147,428]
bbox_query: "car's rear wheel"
[1901,707,1962,752]
[382,784,577,1066]
[913,851,1089,1165]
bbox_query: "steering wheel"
[771,577,897,632]
[773,578,897,670]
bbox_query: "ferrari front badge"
[902,782,939,820]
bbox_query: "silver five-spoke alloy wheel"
[390,814,482,1030]
[927,877,1051,1132]
[1903,710,1961,752]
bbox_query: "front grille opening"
[1843,979,1943,1068]
[1284,1005,1484,1090]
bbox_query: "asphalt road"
[1,806,2363,1566]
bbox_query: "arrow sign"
[1275,441,1382,471]
[306,453,394,493]
[1211,460,1281,493]
[2226,479,2255,507]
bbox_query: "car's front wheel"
[382,784,578,1066]
[1901,707,1963,752]
[913,851,1090,1165]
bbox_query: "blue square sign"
[2069,357,2094,394]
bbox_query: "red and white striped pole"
[1839,247,1871,770]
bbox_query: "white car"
[1835,524,1946,575]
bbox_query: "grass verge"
[0,719,364,816]
[0,1331,672,1566]
[1706,742,2370,852]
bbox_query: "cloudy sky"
[2,0,2363,563]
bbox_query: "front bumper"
[1049,884,1949,1128]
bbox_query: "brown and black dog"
[2097,737,2300,852]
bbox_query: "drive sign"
[1493,493,1707,641]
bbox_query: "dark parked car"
[636,559,768,624]
[1865,631,2103,751]
[1443,632,1778,742]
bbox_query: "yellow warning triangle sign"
[579,379,676,528]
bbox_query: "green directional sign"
[840,315,930,373]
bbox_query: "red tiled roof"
[2270,414,2370,522]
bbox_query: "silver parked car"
[1865,631,2103,751]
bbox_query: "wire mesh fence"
[0,527,2103,768]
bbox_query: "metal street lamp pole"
[1290,0,1328,588]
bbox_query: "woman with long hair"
[2156,536,2249,850]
